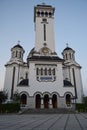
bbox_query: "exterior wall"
[4,64,19,99]
[63,67,71,81]
[63,64,83,103]
[4,65,13,99]
[35,17,55,52]
[18,65,28,83]
[74,68,83,103]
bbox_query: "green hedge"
[0,103,20,113]
[76,103,87,112]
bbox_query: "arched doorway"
[36,94,41,108]
[66,94,71,107]
[44,95,49,108]
[52,94,57,108]
[21,94,27,106]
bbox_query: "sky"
[0,0,87,95]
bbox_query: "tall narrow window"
[44,68,47,75]
[16,51,18,57]
[66,54,67,60]
[44,24,46,41]
[72,68,77,98]
[53,68,55,75]
[25,72,28,79]
[48,68,51,75]
[11,67,15,99]
[69,53,71,59]
[36,68,39,75]
[19,51,21,58]
[41,68,43,75]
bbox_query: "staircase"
[19,108,75,114]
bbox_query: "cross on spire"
[66,43,68,47]
[42,2,46,5]
[18,40,20,45]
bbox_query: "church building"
[4,4,83,109]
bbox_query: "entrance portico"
[35,93,58,109]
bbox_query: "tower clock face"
[42,47,49,54]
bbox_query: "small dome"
[27,47,35,58]
[63,80,73,86]
[62,46,75,61]
[29,47,35,55]
[63,47,74,52]
[18,79,28,86]
[12,44,23,50]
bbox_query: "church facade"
[4,4,83,109]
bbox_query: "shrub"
[0,91,8,104]
[0,103,20,113]
[76,103,87,112]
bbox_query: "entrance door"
[36,94,41,108]
[21,94,27,106]
[52,94,57,108]
[66,94,71,107]
[44,95,49,108]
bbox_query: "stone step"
[20,108,75,114]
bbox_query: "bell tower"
[34,4,55,53]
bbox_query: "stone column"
[41,98,44,109]
[49,98,52,108]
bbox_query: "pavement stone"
[0,114,87,130]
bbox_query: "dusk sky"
[0,0,87,95]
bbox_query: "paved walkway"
[0,114,87,130]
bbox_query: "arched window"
[19,51,21,58]
[66,54,67,60]
[41,11,44,16]
[52,68,55,75]
[12,51,15,58]
[49,12,52,17]
[37,11,40,16]
[48,68,51,75]
[45,12,48,17]
[41,68,43,75]
[36,68,39,75]
[16,51,18,57]
[44,68,47,75]
[69,53,71,59]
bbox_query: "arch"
[20,91,29,97]
[34,92,42,98]
[52,94,57,108]
[21,94,27,106]
[64,92,73,98]
[51,92,60,97]
[45,12,48,17]
[66,94,71,107]
[44,94,49,108]
[36,94,41,109]
[43,92,51,98]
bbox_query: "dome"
[12,44,23,50]
[62,46,75,61]
[63,80,73,86]
[27,47,35,58]
[63,47,74,53]
[18,79,28,86]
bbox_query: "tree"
[83,96,87,104]
[12,91,21,103]
[0,91,8,104]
